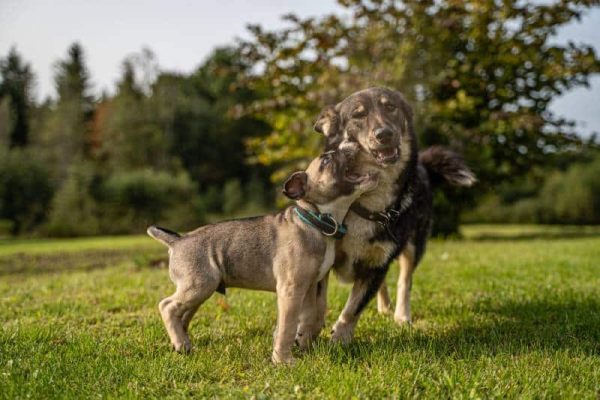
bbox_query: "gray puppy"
[147,148,378,364]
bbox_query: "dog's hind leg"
[394,243,416,325]
[376,282,392,315]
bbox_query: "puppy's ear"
[314,105,340,137]
[282,171,308,200]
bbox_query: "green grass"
[1,226,600,398]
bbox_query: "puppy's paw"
[330,321,354,345]
[377,303,392,315]
[393,313,412,326]
[172,339,192,354]
[294,331,316,351]
[271,350,296,366]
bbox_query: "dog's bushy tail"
[419,146,476,188]
[147,226,181,247]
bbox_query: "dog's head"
[282,146,378,205]
[314,87,414,169]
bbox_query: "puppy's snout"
[339,140,360,156]
[374,127,393,143]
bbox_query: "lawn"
[1,225,599,398]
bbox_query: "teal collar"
[294,206,347,239]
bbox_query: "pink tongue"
[380,148,395,157]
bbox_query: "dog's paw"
[271,350,296,366]
[330,321,354,345]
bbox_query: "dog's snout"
[374,127,393,143]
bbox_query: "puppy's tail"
[147,226,181,247]
[419,146,477,188]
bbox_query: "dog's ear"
[282,171,308,200]
[314,105,340,138]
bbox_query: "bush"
[45,162,102,237]
[102,168,202,233]
[465,155,600,225]
[540,158,600,224]
[0,149,53,234]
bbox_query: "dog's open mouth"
[371,147,400,165]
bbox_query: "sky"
[1,0,599,136]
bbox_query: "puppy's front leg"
[295,282,318,350]
[272,283,307,365]
[296,273,329,349]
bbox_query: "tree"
[0,47,34,148]
[237,0,600,233]
[95,56,169,171]
[148,47,271,190]
[39,43,95,179]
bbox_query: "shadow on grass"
[0,249,166,276]
[331,298,600,362]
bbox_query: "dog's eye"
[351,107,366,119]
[384,103,397,112]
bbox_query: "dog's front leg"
[272,283,307,365]
[331,266,388,344]
[394,243,416,325]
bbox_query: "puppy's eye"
[321,157,332,167]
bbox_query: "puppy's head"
[282,147,378,205]
[314,87,414,169]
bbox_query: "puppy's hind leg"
[394,243,416,325]
[159,278,218,353]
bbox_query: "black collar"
[349,162,414,243]
[294,206,347,239]
[350,203,402,226]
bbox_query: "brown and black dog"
[307,87,476,343]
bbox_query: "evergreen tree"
[0,47,34,148]
[95,56,169,171]
[39,43,95,180]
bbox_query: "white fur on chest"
[319,240,336,281]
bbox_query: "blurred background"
[0,0,599,238]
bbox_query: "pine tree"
[39,43,95,179]
[0,47,34,148]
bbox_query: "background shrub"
[0,149,53,235]
[101,168,202,234]
[45,162,102,237]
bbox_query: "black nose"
[374,127,393,142]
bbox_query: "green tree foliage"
[0,47,34,148]
[39,43,95,179]
[466,152,600,224]
[46,162,102,237]
[96,55,170,171]
[102,169,201,233]
[150,47,271,189]
[238,0,600,184]
[0,149,53,234]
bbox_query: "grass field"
[1,225,599,398]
